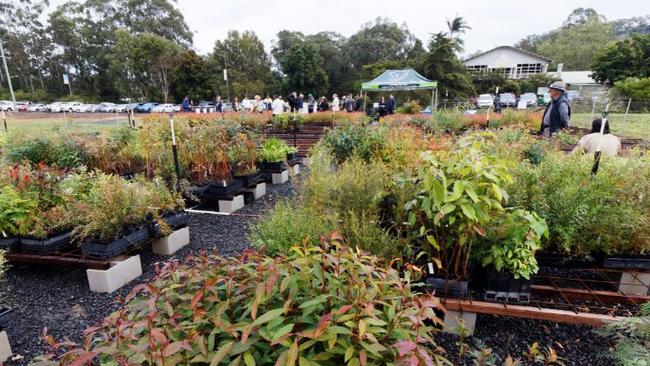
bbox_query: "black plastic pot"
[257,161,287,173]
[483,270,531,303]
[82,226,150,259]
[21,231,73,254]
[286,153,300,166]
[0,307,11,330]
[425,276,469,299]
[191,180,244,202]
[0,237,20,253]
[149,211,189,238]
[234,170,264,187]
[535,252,594,269]
[602,255,650,270]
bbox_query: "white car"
[97,102,116,113]
[28,103,46,112]
[477,94,494,108]
[152,103,180,113]
[0,101,16,111]
[49,102,68,113]
[114,104,129,113]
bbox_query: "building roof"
[464,46,553,64]
[551,71,600,85]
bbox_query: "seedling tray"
[149,211,189,238]
[234,170,264,187]
[426,276,469,299]
[0,237,20,253]
[21,231,73,254]
[82,226,150,259]
[602,255,650,270]
[257,161,287,173]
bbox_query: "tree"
[591,34,650,84]
[514,8,616,71]
[613,77,650,99]
[446,15,471,53]
[172,50,212,103]
[281,43,328,96]
[210,30,272,97]
[346,18,417,71]
[419,32,475,99]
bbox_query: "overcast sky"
[50,0,649,56]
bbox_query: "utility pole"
[0,37,17,111]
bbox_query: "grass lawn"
[572,112,650,140]
[1,112,130,138]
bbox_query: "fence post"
[623,98,632,124]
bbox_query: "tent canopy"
[361,69,438,91]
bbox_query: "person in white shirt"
[241,96,251,112]
[571,118,621,157]
[331,94,340,112]
[272,96,284,116]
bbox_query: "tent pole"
[363,92,367,112]
[434,88,438,111]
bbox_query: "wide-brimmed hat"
[548,81,567,92]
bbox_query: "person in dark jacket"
[540,81,571,137]
[378,96,388,118]
[182,96,191,112]
[214,95,223,114]
[345,94,355,112]
[387,94,396,114]
[319,97,329,112]
[287,92,297,112]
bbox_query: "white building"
[464,46,552,80]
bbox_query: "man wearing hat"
[540,81,571,137]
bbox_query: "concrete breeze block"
[292,164,300,175]
[244,183,266,200]
[443,310,477,336]
[0,331,12,363]
[301,157,310,166]
[87,255,143,293]
[152,227,190,256]
[218,195,244,213]
[272,170,289,185]
[619,271,650,296]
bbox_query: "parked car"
[65,102,84,112]
[0,101,16,111]
[50,102,71,113]
[519,93,538,107]
[125,103,143,112]
[195,101,215,112]
[16,101,30,112]
[136,102,159,113]
[477,94,494,108]
[28,103,46,112]
[152,103,180,113]
[498,93,517,108]
[114,104,129,113]
[566,90,580,102]
[97,102,116,113]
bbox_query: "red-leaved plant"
[41,235,449,365]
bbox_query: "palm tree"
[446,15,471,52]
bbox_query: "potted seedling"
[0,186,37,253]
[257,138,290,173]
[145,178,188,238]
[228,133,263,187]
[0,250,10,329]
[77,174,154,259]
[411,147,512,299]
[476,209,548,303]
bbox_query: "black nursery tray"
[192,180,244,201]
[234,170,264,187]
[149,211,189,238]
[426,276,469,299]
[602,255,650,270]
[286,153,301,166]
[82,226,150,259]
[21,231,73,255]
[483,271,531,304]
[0,237,20,253]
[0,307,11,329]
[257,161,287,173]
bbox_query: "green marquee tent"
[360,69,438,111]
[361,69,438,91]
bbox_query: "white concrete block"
[443,310,477,336]
[271,170,289,185]
[87,255,143,293]
[292,164,300,175]
[302,157,309,166]
[0,331,12,363]
[244,183,266,200]
[218,195,244,213]
[152,227,190,256]
[619,271,650,296]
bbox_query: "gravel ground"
[0,173,620,366]
[2,179,297,365]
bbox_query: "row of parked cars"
[0,101,181,113]
[475,92,548,109]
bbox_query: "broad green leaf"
[252,308,285,326]
[243,352,255,366]
[272,323,294,341]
